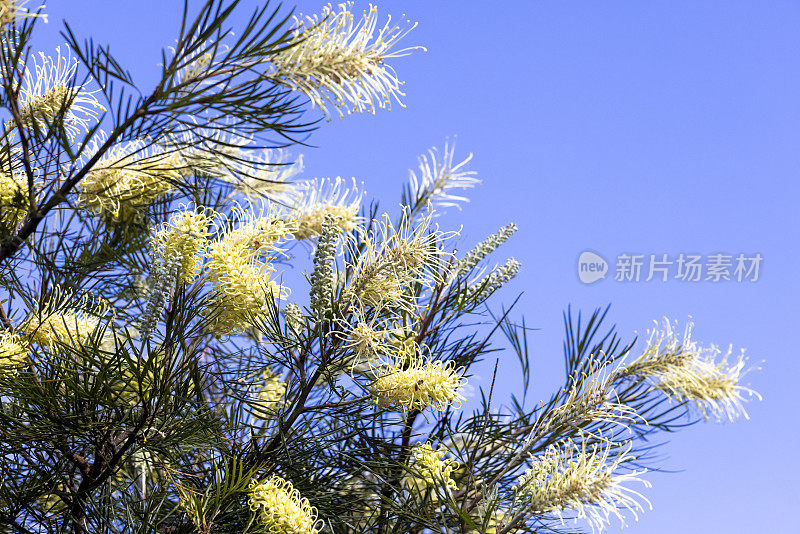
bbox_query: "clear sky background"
[32,1,800,532]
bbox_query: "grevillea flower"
[345,209,452,310]
[206,260,284,336]
[309,214,340,321]
[78,138,185,222]
[248,475,321,533]
[270,2,423,117]
[406,442,458,494]
[288,176,363,239]
[346,319,387,360]
[515,440,650,532]
[24,310,100,350]
[465,257,521,303]
[205,207,292,335]
[369,354,465,413]
[408,141,480,212]
[0,170,28,232]
[21,287,111,352]
[18,47,104,139]
[538,359,640,441]
[253,367,287,417]
[153,206,214,284]
[0,331,28,379]
[619,320,760,422]
[453,223,518,278]
[0,1,46,28]
[213,205,293,257]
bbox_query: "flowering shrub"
[0,2,759,533]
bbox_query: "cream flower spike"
[516,439,651,533]
[369,353,466,413]
[408,141,481,212]
[0,170,28,232]
[21,285,113,352]
[0,331,28,379]
[205,204,292,335]
[78,137,184,222]
[271,2,424,118]
[0,1,47,28]
[288,176,364,239]
[406,442,459,494]
[621,319,761,422]
[345,317,390,361]
[344,208,454,310]
[18,47,104,140]
[248,475,321,533]
[152,205,215,285]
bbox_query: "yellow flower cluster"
[153,207,213,284]
[214,212,292,257]
[347,320,386,360]
[248,475,320,534]
[0,331,28,379]
[346,210,449,310]
[21,286,111,352]
[254,368,287,416]
[515,440,649,532]
[205,211,292,335]
[23,309,100,351]
[0,171,28,232]
[271,2,421,117]
[407,442,458,494]
[18,48,105,140]
[78,140,183,222]
[0,1,47,28]
[621,321,759,422]
[369,355,465,413]
[652,349,755,422]
[289,177,362,240]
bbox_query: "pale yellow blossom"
[153,206,214,284]
[271,2,423,117]
[515,440,650,532]
[0,331,28,379]
[619,320,760,422]
[288,176,363,239]
[248,475,321,534]
[0,171,28,232]
[21,286,111,352]
[18,47,104,139]
[205,208,291,335]
[345,209,451,310]
[78,139,184,222]
[405,442,458,496]
[369,354,465,413]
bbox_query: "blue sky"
[33,0,800,531]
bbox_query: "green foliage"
[0,2,758,534]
